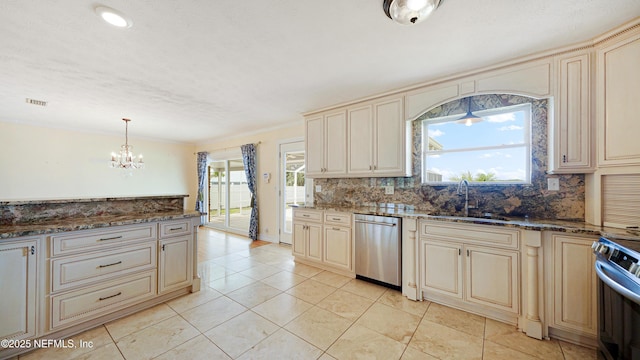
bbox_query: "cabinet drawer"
[293,209,323,222]
[421,221,519,250]
[51,224,156,257]
[51,242,157,292]
[159,220,192,239]
[324,212,352,226]
[50,270,156,330]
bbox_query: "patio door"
[208,159,250,233]
[279,141,306,244]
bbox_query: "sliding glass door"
[208,159,250,233]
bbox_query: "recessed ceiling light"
[95,6,132,28]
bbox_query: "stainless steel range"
[592,237,640,360]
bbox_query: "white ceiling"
[1,1,638,144]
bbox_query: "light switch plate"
[384,185,394,195]
[547,178,559,191]
[315,185,322,192]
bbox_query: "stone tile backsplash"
[314,95,584,221]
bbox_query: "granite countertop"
[0,210,203,239]
[297,205,640,242]
[0,194,188,206]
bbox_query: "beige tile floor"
[17,227,599,360]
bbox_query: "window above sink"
[421,101,532,185]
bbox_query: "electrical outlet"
[315,185,322,192]
[547,178,559,191]
[384,185,394,195]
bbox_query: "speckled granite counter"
[0,210,202,239]
[0,195,202,239]
[297,205,640,242]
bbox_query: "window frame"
[421,102,532,185]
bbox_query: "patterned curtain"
[195,152,209,213]
[241,144,258,240]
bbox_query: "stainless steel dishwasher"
[354,214,401,289]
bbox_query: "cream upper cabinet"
[347,104,374,175]
[597,27,640,166]
[0,237,40,342]
[305,110,347,177]
[546,233,597,338]
[348,96,409,177]
[404,59,552,121]
[549,50,595,173]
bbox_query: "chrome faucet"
[457,179,470,217]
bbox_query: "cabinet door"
[292,222,307,257]
[324,111,347,176]
[307,223,323,262]
[348,105,374,175]
[598,32,640,166]
[158,235,193,294]
[420,240,463,299]
[374,97,407,175]
[553,52,593,172]
[324,226,352,271]
[305,115,325,176]
[465,245,519,313]
[552,235,597,335]
[0,239,38,341]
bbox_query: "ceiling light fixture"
[383,0,441,25]
[456,97,483,127]
[95,6,132,28]
[110,118,144,171]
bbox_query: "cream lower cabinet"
[158,235,193,294]
[420,240,463,299]
[419,220,520,322]
[545,233,597,342]
[465,245,519,313]
[323,225,351,272]
[48,220,196,332]
[292,209,323,262]
[292,209,354,276]
[0,237,41,342]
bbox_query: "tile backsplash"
[314,95,584,221]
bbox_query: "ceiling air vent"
[26,98,47,107]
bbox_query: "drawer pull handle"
[333,227,340,231]
[169,227,183,231]
[99,292,122,301]
[302,214,310,217]
[332,218,341,221]
[99,235,123,241]
[98,261,122,268]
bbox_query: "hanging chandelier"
[110,118,144,170]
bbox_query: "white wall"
[196,123,305,242]
[0,121,198,209]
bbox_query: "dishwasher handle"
[354,219,397,227]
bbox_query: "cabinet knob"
[30,246,35,255]
[562,155,567,163]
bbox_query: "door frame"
[277,137,305,244]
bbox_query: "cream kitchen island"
[0,195,201,360]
